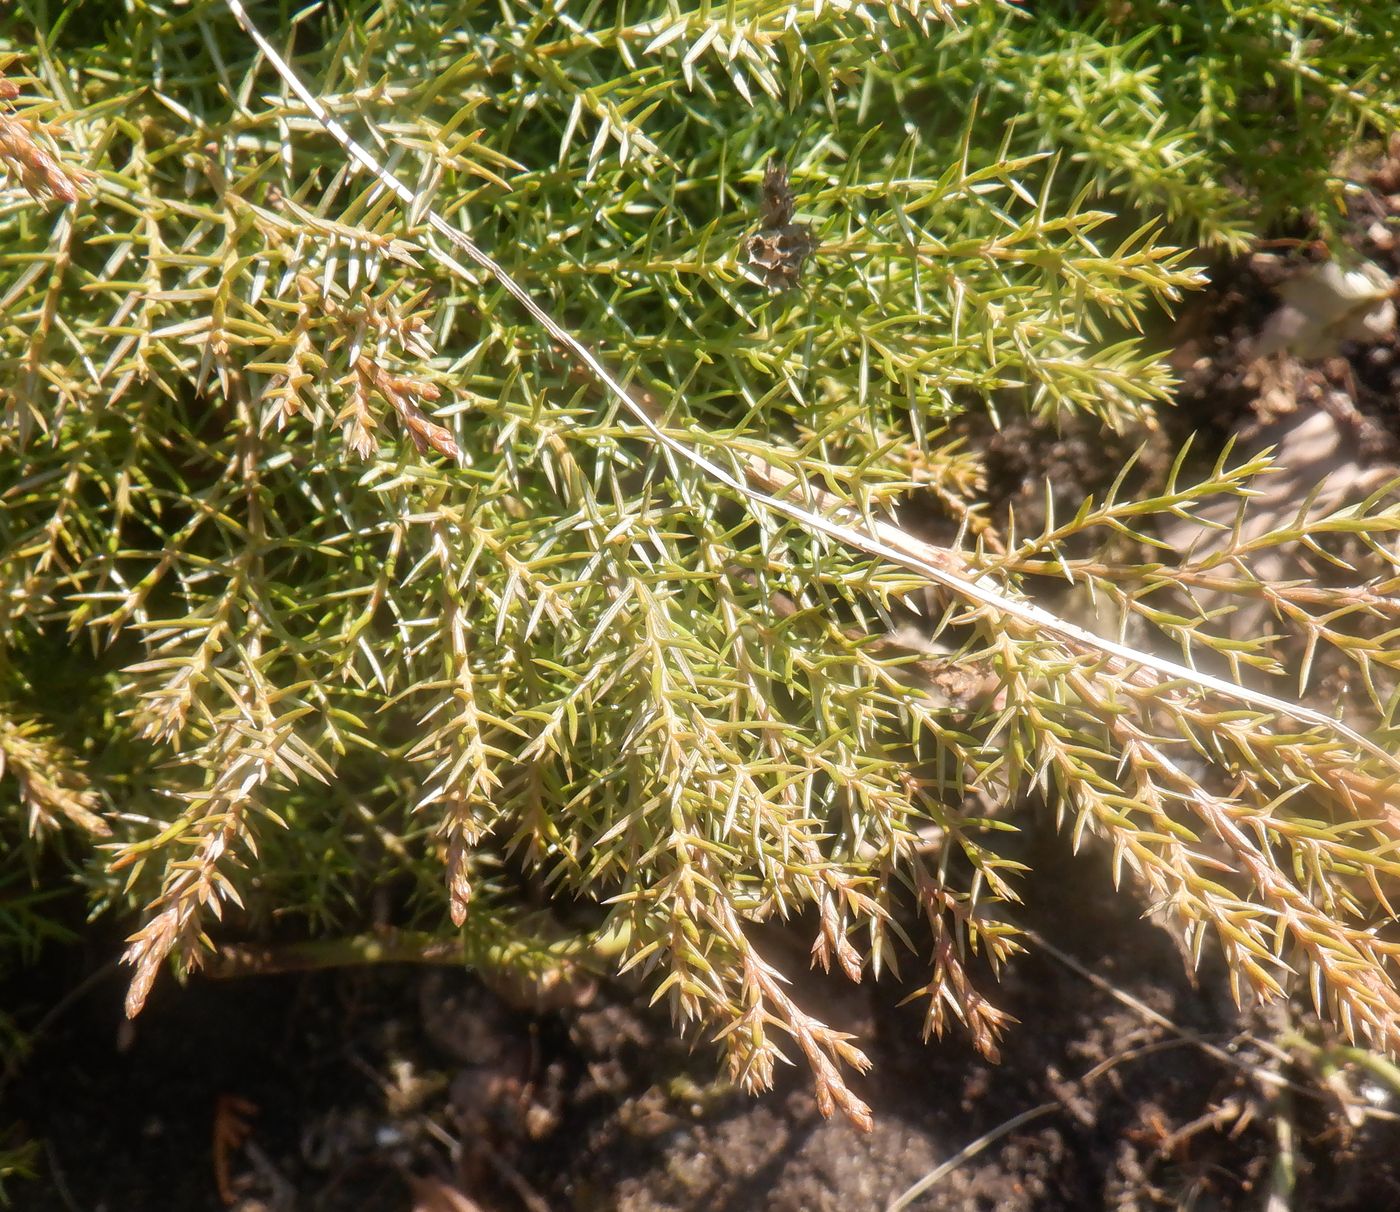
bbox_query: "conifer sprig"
[2,0,1399,1129]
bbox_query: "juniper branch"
[7,0,1400,1135]
[222,0,1400,779]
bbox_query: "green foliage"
[0,0,1398,1127]
[935,2,1400,248]
[0,1136,40,1205]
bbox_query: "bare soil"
[8,819,1400,1211]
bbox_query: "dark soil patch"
[8,818,1400,1211]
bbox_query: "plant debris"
[745,159,817,288]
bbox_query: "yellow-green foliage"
[1,0,1399,1126]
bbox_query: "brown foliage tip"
[446,830,472,927]
[737,946,874,1132]
[0,108,83,203]
[0,714,110,837]
[121,810,244,1017]
[355,356,464,464]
